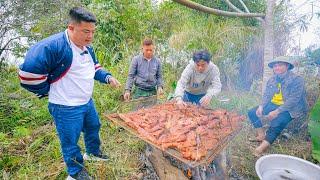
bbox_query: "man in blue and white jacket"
[19,7,120,179]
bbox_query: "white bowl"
[255,154,320,180]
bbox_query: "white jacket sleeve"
[174,64,192,98]
[205,65,222,98]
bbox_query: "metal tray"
[104,111,241,168]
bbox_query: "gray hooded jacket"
[175,61,222,98]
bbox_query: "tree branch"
[223,0,243,12]
[0,26,11,38]
[0,27,9,46]
[0,36,23,53]
[172,0,265,18]
[0,48,14,51]
[238,0,250,13]
[223,0,264,22]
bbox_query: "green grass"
[309,98,320,162]
[0,64,147,179]
[0,66,313,179]
[206,91,311,179]
[211,91,260,114]
[228,122,311,179]
[0,67,50,133]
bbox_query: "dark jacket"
[262,71,308,118]
[125,54,163,91]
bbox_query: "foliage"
[305,47,320,65]
[0,65,313,179]
[0,65,146,179]
[273,1,292,56]
[87,0,179,66]
[0,0,80,60]
[1,0,313,179]
[0,68,51,133]
[309,98,320,162]
[191,0,265,26]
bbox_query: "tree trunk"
[262,0,276,93]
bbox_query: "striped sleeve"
[18,70,48,85]
[94,63,102,72]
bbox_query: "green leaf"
[309,98,320,162]
[13,126,30,138]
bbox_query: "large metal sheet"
[104,112,241,168]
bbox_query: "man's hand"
[199,95,211,107]
[256,105,263,117]
[175,97,186,107]
[123,90,131,102]
[266,109,280,121]
[108,77,121,88]
[157,87,164,97]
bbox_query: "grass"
[209,91,312,179]
[0,66,313,179]
[228,122,311,179]
[0,64,146,179]
[0,115,145,179]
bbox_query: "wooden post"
[147,146,229,180]
[149,146,188,180]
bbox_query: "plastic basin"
[255,154,320,180]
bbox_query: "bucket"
[255,154,320,180]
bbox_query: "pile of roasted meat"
[117,102,245,161]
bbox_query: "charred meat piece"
[116,102,244,161]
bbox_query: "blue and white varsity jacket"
[18,32,112,98]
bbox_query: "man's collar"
[141,53,154,61]
[65,30,71,45]
[274,70,291,83]
[144,57,152,61]
[65,30,87,54]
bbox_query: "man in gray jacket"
[175,50,222,107]
[248,56,308,156]
[124,38,163,101]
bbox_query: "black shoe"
[83,152,109,162]
[67,168,92,180]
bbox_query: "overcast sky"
[290,0,320,52]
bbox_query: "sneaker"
[83,152,109,162]
[66,168,92,180]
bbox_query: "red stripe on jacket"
[19,75,47,81]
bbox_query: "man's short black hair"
[193,50,212,63]
[69,7,97,24]
[142,38,153,46]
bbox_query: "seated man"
[124,38,163,101]
[248,56,308,156]
[174,50,222,107]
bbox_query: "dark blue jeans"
[183,91,206,105]
[248,102,292,144]
[48,99,101,175]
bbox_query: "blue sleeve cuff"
[105,75,112,83]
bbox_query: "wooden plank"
[149,147,188,180]
[103,113,241,168]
